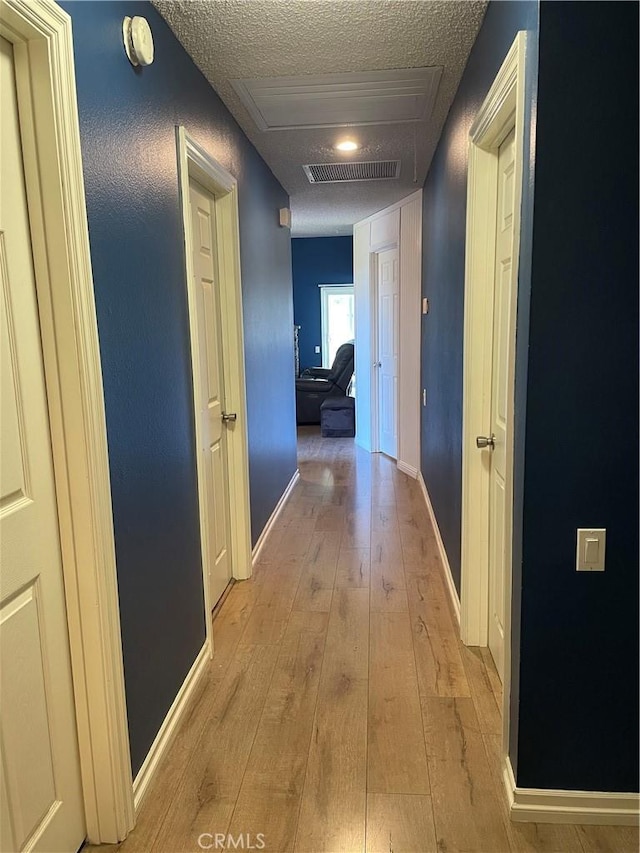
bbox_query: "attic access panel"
[231,67,443,131]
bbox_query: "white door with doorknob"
[0,37,85,853]
[478,127,516,682]
[189,179,233,609]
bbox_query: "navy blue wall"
[514,0,639,792]
[292,237,354,370]
[421,0,539,591]
[62,1,297,775]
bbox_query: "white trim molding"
[0,0,134,842]
[176,127,253,657]
[252,470,300,563]
[133,644,210,812]
[397,460,418,479]
[417,474,461,625]
[503,758,640,826]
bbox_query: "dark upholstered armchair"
[295,341,354,425]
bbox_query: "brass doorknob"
[222,412,237,423]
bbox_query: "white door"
[0,38,85,853]
[377,248,399,458]
[189,180,232,609]
[487,128,516,681]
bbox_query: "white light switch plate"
[314,346,321,354]
[576,528,606,572]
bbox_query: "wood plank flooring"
[90,429,639,853]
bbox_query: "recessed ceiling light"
[334,140,360,152]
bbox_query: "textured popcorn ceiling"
[153,0,487,236]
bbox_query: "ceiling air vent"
[303,160,401,184]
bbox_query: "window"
[320,284,355,368]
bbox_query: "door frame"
[372,246,400,459]
[370,239,400,453]
[176,127,252,654]
[460,30,527,749]
[370,248,382,453]
[370,249,381,453]
[0,0,134,843]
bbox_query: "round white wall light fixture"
[123,16,154,67]
[334,140,360,152]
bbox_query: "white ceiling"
[153,0,487,237]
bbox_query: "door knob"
[222,412,237,423]
[373,361,382,368]
[476,434,495,449]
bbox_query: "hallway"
[103,431,637,853]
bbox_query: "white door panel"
[377,248,399,458]
[488,128,516,681]
[0,37,85,852]
[189,181,232,608]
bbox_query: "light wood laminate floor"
[92,429,639,853]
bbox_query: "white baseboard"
[251,469,300,564]
[503,756,639,826]
[397,459,418,479]
[133,643,209,811]
[417,472,461,624]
